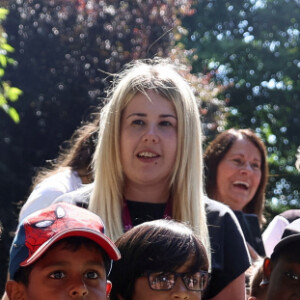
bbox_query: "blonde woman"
[56,58,250,299]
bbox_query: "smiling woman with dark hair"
[204,128,268,227]
[109,219,210,300]
[204,128,269,260]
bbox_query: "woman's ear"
[261,257,271,286]
[106,281,112,298]
[5,281,26,300]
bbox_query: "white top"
[19,168,83,222]
[262,215,290,256]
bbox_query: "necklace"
[122,198,172,232]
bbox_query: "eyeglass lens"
[147,271,209,291]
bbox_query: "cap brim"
[20,228,121,267]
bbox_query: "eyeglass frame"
[140,270,210,292]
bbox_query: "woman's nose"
[142,125,159,143]
[240,162,252,173]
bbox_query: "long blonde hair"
[90,58,210,256]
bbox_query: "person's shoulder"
[205,196,234,216]
[19,169,83,222]
[54,183,93,208]
[280,209,300,223]
[205,196,251,278]
[205,196,244,231]
[35,168,76,189]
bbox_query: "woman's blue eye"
[49,271,66,279]
[251,163,260,169]
[160,121,172,127]
[233,158,242,164]
[132,120,144,126]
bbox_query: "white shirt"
[262,215,290,256]
[19,168,83,222]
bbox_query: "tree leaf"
[8,107,20,123]
[0,54,7,67]
[6,87,23,102]
[1,43,14,53]
[0,8,9,21]
[0,93,7,106]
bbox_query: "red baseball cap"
[9,202,120,279]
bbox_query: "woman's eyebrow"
[160,114,177,119]
[229,153,261,160]
[126,113,177,119]
[126,113,146,119]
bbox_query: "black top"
[57,192,251,298]
[126,200,167,226]
[205,198,251,299]
[234,211,265,256]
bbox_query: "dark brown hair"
[109,219,209,300]
[248,259,266,298]
[204,128,268,225]
[30,113,100,189]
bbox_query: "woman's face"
[131,261,204,300]
[120,90,177,191]
[215,137,262,211]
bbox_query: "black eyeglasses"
[141,270,210,292]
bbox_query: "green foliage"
[181,0,300,210]
[0,7,22,123]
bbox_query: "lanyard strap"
[122,198,172,232]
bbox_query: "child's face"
[21,243,109,300]
[266,253,300,300]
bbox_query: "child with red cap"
[5,202,120,300]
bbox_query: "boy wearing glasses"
[109,219,210,300]
[5,202,120,300]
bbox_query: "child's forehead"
[50,237,105,254]
[175,256,203,272]
[35,241,106,268]
[156,254,207,273]
[277,249,300,264]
